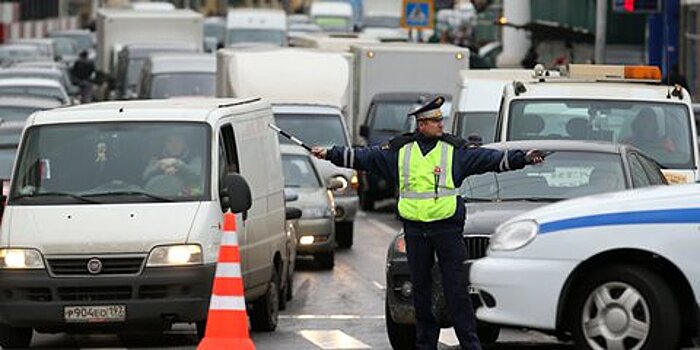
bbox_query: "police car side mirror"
[285,207,302,220]
[221,173,252,215]
[360,125,370,138]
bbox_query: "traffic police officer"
[311,96,544,350]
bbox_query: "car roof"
[483,140,627,154]
[0,78,63,88]
[0,96,62,108]
[0,67,62,75]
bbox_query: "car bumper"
[296,217,335,254]
[334,195,358,222]
[470,256,577,330]
[0,264,215,331]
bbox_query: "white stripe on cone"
[215,263,242,278]
[220,232,238,246]
[209,295,246,311]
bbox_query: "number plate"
[64,305,126,323]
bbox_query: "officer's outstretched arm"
[324,145,393,178]
[460,147,529,177]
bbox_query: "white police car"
[471,183,700,349]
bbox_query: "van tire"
[336,222,354,249]
[568,265,680,350]
[250,269,280,332]
[315,251,335,270]
[0,323,32,349]
[385,299,415,350]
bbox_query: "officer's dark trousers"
[405,231,481,350]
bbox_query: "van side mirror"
[327,178,344,190]
[284,188,299,202]
[221,173,252,214]
[359,125,370,138]
[0,195,6,221]
[285,207,302,220]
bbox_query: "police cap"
[408,96,445,121]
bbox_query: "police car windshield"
[455,112,496,144]
[274,113,348,148]
[151,73,216,99]
[508,100,694,169]
[282,154,322,188]
[461,151,626,201]
[10,122,210,205]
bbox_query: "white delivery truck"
[351,43,469,209]
[95,8,203,96]
[0,98,290,347]
[497,64,700,184]
[453,69,534,143]
[225,8,287,47]
[217,48,360,249]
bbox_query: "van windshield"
[508,100,695,169]
[151,73,215,98]
[369,101,452,134]
[226,29,285,46]
[274,113,348,147]
[10,122,210,204]
[455,112,496,144]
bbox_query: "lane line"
[299,330,371,349]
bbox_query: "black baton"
[268,124,313,152]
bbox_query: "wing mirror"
[220,173,252,214]
[327,178,344,190]
[285,207,302,220]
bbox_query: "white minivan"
[0,98,288,347]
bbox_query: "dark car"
[358,93,451,210]
[384,140,668,349]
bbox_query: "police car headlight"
[147,244,202,267]
[0,249,45,269]
[490,220,538,251]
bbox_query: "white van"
[453,69,533,143]
[225,8,287,47]
[0,98,288,347]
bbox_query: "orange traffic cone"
[197,212,255,350]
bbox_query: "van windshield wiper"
[13,192,100,204]
[83,191,174,202]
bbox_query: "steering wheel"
[144,174,185,197]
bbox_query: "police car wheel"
[0,323,32,348]
[569,265,680,350]
[385,298,415,350]
[250,268,280,332]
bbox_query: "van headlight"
[490,220,538,251]
[147,244,202,267]
[0,249,45,269]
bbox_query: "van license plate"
[64,305,126,323]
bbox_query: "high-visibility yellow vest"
[397,141,458,222]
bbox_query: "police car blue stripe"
[539,208,700,234]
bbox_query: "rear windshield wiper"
[13,192,101,204]
[83,191,174,202]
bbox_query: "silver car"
[280,144,340,270]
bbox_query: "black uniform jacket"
[326,132,529,236]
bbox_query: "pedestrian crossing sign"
[401,0,434,29]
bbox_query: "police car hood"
[4,202,200,254]
[464,201,547,234]
[501,184,700,230]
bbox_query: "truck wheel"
[315,251,335,270]
[250,269,280,332]
[385,299,415,350]
[569,265,680,350]
[477,321,500,344]
[336,222,354,249]
[0,323,32,349]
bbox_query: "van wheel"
[336,222,354,249]
[250,269,280,332]
[385,298,415,349]
[0,323,32,349]
[477,321,500,344]
[569,265,680,350]
[315,251,335,270]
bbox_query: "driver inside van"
[143,133,202,196]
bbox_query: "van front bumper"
[0,264,215,330]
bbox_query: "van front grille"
[58,286,132,301]
[47,256,145,276]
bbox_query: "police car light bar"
[567,64,661,82]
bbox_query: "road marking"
[299,330,371,349]
[366,218,399,237]
[281,315,384,320]
[372,280,385,290]
[439,328,460,346]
